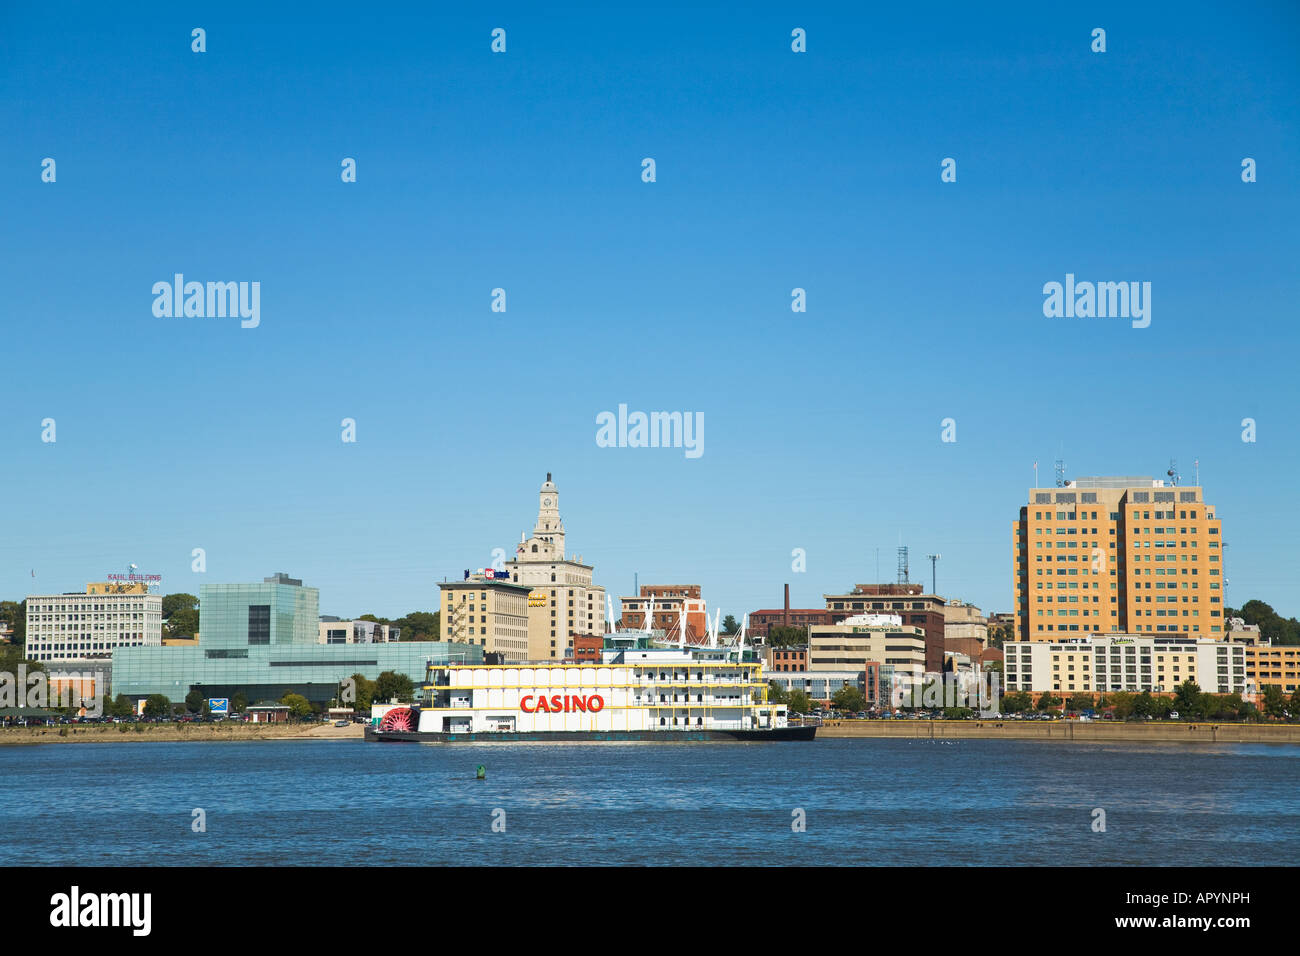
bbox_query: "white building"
[25,584,162,664]
[318,618,400,644]
[1003,634,1248,696]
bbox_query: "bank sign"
[464,569,510,580]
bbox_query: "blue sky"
[2,1,1298,622]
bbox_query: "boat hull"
[364,725,816,743]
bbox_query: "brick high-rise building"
[1012,476,1224,642]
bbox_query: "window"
[248,605,271,645]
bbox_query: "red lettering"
[520,695,534,712]
[588,694,604,713]
[550,694,563,712]
[536,695,550,713]
[571,695,587,713]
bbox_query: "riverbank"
[0,721,365,746]
[816,718,1300,744]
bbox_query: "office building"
[1012,476,1224,641]
[504,474,607,660]
[439,572,531,664]
[1002,634,1247,697]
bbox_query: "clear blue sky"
[2,1,1298,622]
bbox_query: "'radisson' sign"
[520,694,605,714]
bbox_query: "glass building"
[111,573,483,704]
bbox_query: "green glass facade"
[111,573,482,703]
[112,640,483,704]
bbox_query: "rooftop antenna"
[926,554,942,595]
[1167,458,1179,486]
[1194,458,1200,486]
[897,546,909,585]
[1054,458,1066,488]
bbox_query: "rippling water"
[3,738,1296,865]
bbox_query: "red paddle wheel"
[379,707,414,732]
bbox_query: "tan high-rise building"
[439,573,531,663]
[505,474,607,660]
[1012,476,1224,642]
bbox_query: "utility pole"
[926,554,942,595]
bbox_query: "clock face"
[543,498,551,506]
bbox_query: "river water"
[3,738,1295,865]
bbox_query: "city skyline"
[3,3,1298,622]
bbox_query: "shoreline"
[6,719,1300,746]
[0,722,365,746]
[815,719,1300,744]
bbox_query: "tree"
[1173,680,1202,717]
[1036,692,1062,712]
[788,689,812,714]
[831,684,866,713]
[142,694,171,719]
[1132,692,1156,718]
[1261,685,1287,720]
[184,689,205,713]
[1227,600,1300,646]
[0,600,27,645]
[346,673,374,712]
[393,611,439,642]
[1002,691,1033,714]
[766,681,789,705]
[161,594,200,639]
[766,625,808,648]
[1068,693,1094,713]
[280,693,313,721]
[721,615,739,636]
[373,671,415,703]
[231,693,248,714]
[1109,692,1135,720]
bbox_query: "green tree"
[280,693,313,721]
[721,614,739,636]
[1172,680,1202,717]
[373,671,415,702]
[142,694,171,719]
[766,681,789,705]
[394,611,439,642]
[1109,692,1135,720]
[1261,685,1287,720]
[831,684,866,713]
[0,600,27,645]
[345,673,374,712]
[788,689,812,714]
[766,625,808,648]
[1067,693,1094,713]
[1002,691,1033,714]
[1227,600,1300,646]
[1132,692,1156,718]
[185,689,205,713]
[1036,692,1062,712]
[161,593,200,639]
[231,693,248,714]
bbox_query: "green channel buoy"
[476,765,486,780]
